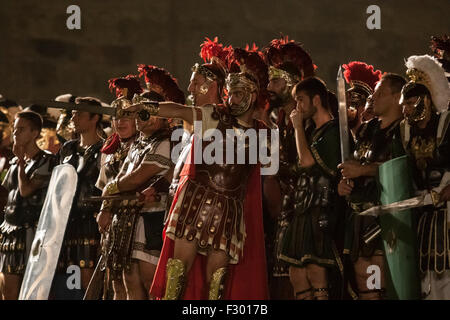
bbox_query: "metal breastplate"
[407,114,449,189]
[61,140,103,212]
[354,119,400,164]
[295,168,332,213]
[410,135,443,189]
[3,152,53,227]
[351,120,402,205]
[194,116,255,199]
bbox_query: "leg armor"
[208,267,228,300]
[163,258,186,300]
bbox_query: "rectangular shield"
[19,164,78,300]
[378,155,421,300]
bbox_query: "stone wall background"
[0,0,449,104]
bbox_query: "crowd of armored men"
[0,34,449,301]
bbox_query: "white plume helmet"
[405,54,450,113]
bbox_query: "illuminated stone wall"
[0,0,448,104]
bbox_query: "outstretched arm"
[139,102,194,125]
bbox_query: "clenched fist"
[337,179,354,197]
[97,210,112,234]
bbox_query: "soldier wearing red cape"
[143,45,271,300]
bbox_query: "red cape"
[150,142,269,299]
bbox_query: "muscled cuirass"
[60,140,103,213]
[295,168,333,213]
[3,151,54,228]
[354,118,402,164]
[193,113,255,200]
[172,110,258,254]
[350,118,403,206]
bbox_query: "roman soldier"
[97,67,181,299]
[399,54,450,299]
[164,37,232,222]
[140,45,270,300]
[338,71,407,299]
[51,97,105,299]
[263,36,315,299]
[279,76,341,300]
[0,111,57,299]
[342,61,382,137]
[94,75,142,300]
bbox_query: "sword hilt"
[430,189,441,206]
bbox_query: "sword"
[85,193,162,202]
[85,194,142,202]
[85,176,167,202]
[337,66,351,162]
[21,100,116,116]
[359,191,440,217]
[360,171,450,217]
[83,248,106,300]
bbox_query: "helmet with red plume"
[225,46,269,115]
[190,37,233,99]
[264,36,315,86]
[108,75,143,100]
[342,61,382,97]
[137,64,185,104]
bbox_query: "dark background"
[1,0,449,105]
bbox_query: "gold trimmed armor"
[208,267,227,300]
[163,258,186,300]
[166,106,259,263]
[402,112,450,274]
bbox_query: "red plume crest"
[342,61,382,91]
[108,75,143,100]
[228,47,270,110]
[200,37,233,71]
[137,64,185,104]
[265,36,315,79]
